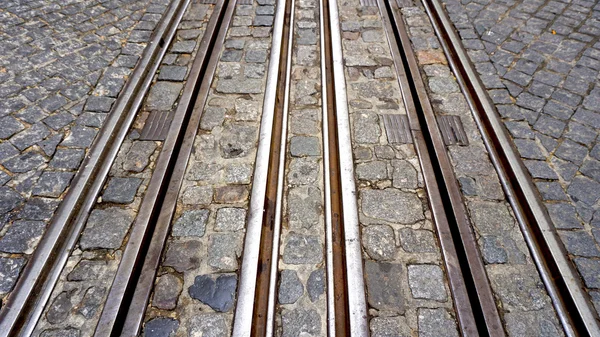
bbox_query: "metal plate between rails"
[200,0,217,4]
[437,115,468,146]
[237,0,253,4]
[381,114,412,144]
[360,0,378,6]
[140,110,174,141]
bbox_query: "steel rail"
[324,0,370,334]
[92,1,232,336]
[0,1,189,335]
[380,0,504,335]
[232,0,288,333]
[422,0,600,335]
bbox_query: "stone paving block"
[32,171,74,197]
[189,274,237,312]
[364,261,404,314]
[278,269,304,304]
[408,265,447,301]
[145,82,183,110]
[102,177,142,204]
[79,208,134,250]
[0,257,26,295]
[173,209,209,237]
[281,308,321,337]
[362,225,396,261]
[143,317,179,337]
[0,220,45,253]
[361,189,424,224]
[282,232,323,265]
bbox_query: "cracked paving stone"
[418,308,458,337]
[365,261,404,314]
[143,317,179,337]
[172,209,209,237]
[80,208,134,250]
[208,233,242,271]
[0,220,45,253]
[215,208,245,232]
[278,269,303,304]
[163,239,202,272]
[362,189,424,224]
[153,273,182,310]
[399,228,437,253]
[189,274,237,312]
[307,269,325,302]
[49,148,85,170]
[282,232,323,265]
[0,257,26,294]
[282,308,321,337]
[102,177,142,204]
[0,186,24,215]
[32,171,74,197]
[123,141,157,172]
[363,224,396,261]
[408,265,447,301]
[189,314,228,337]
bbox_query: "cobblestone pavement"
[140,1,275,335]
[30,1,216,335]
[339,1,461,335]
[440,0,600,316]
[401,2,565,334]
[0,0,171,303]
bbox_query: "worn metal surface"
[140,110,174,141]
[381,114,413,144]
[437,115,468,146]
[422,0,600,335]
[0,1,190,335]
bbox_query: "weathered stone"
[290,136,320,157]
[278,269,304,304]
[181,185,213,205]
[545,203,583,229]
[288,157,319,185]
[49,148,85,170]
[468,201,515,235]
[61,125,97,148]
[173,209,209,237]
[158,65,187,81]
[200,107,226,130]
[364,261,404,313]
[0,186,23,215]
[288,186,321,230]
[143,317,179,337]
[0,257,26,294]
[0,220,45,253]
[361,189,424,224]
[208,233,242,271]
[123,141,156,172]
[235,98,260,121]
[408,264,447,301]
[363,224,396,261]
[163,239,202,272]
[67,260,108,281]
[356,161,388,181]
[80,208,134,250]
[145,82,183,110]
[40,328,81,337]
[399,228,437,253]
[487,264,549,311]
[31,171,73,198]
[281,308,321,337]
[567,176,600,206]
[189,314,228,337]
[418,308,459,337]
[224,163,252,184]
[46,290,74,324]
[10,123,50,151]
[307,269,325,302]
[558,231,600,257]
[189,274,237,312]
[217,79,263,94]
[282,232,323,264]
[214,185,248,203]
[3,152,46,173]
[215,208,245,232]
[574,258,600,288]
[152,274,182,310]
[219,123,257,158]
[102,177,142,204]
[77,286,106,318]
[370,316,411,337]
[392,160,418,189]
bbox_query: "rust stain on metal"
[381,114,413,144]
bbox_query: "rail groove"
[0,1,190,335]
[422,0,600,335]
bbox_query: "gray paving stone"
[61,125,97,148]
[77,286,106,319]
[31,171,73,197]
[356,161,388,181]
[580,159,600,182]
[188,314,228,337]
[0,186,23,215]
[364,261,404,314]
[46,290,75,324]
[10,123,51,151]
[0,257,26,294]
[523,160,558,179]
[281,308,321,337]
[564,122,597,145]
[0,116,25,139]
[85,96,115,113]
[216,79,264,94]
[288,186,321,230]
[40,328,81,337]
[407,264,447,301]
[158,65,187,81]
[145,82,183,110]
[361,189,424,224]
[418,308,459,337]
[513,139,545,160]
[80,208,134,250]
[399,228,437,253]
[0,142,20,163]
[290,136,320,157]
[533,114,566,138]
[546,203,583,229]
[0,220,45,253]
[370,316,411,337]
[488,265,549,311]
[102,177,142,204]
[282,232,323,265]
[173,209,209,237]
[18,197,59,221]
[288,157,319,184]
[189,273,237,312]
[163,239,202,272]
[123,141,157,172]
[208,233,242,271]
[49,148,85,170]
[200,107,226,131]
[278,269,303,304]
[537,181,568,201]
[307,269,325,302]
[567,176,600,206]
[152,274,182,310]
[224,163,251,184]
[143,317,179,337]
[362,224,396,261]
[219,123,258,158]
[574,257,600,289]
[67,260,109,281]
[171,40,196,53]
[555,139,588,165]
[504,310,563,337]
[558,230,600,257]
[215,208,245,232]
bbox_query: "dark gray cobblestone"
[403,3,564,335]
[339,0,459,335]
[441,0,600,317]
[0,0,171,307]
[31,1,216,335]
